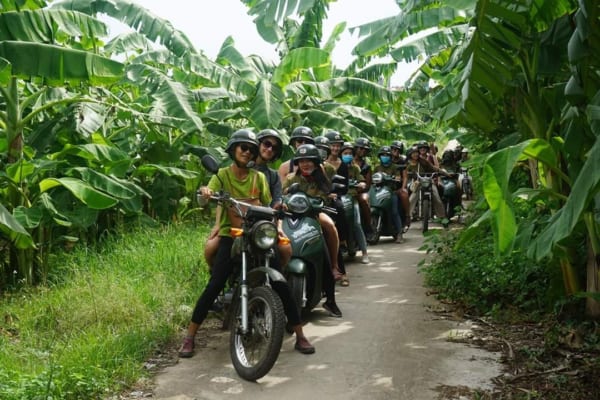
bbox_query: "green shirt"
[208,166,271,236]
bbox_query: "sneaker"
[395,234,404,244]
[294,336,315,354]
[322,301,342,318]
[360,255,369,264]
[178,336,195,358]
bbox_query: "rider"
[352,137,374,241]
[314,135,331,162]
[374,145,405,243]
[405,145,448,224]
[390,140,410,232]
[179,129,315,358]
[282,144,343,318]
[278,126,314,182]
[341,142,370,267]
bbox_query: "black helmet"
[416,140,430,150]
[354,137,371,153]
[314,136,331,159]
[390,140,405,153]
[377,145,392,156]
[340,141,354,154]
[225,129,259,159]
[257,129,284,160]
[290,126,315,145]
[406,145,419,157]
[324,130,344,144]
[293,144,321,165]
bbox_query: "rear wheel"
[230,286,285,381]
[422,198,430,233]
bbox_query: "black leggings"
[191,236,302,326]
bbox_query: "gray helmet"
[377,145,392,157]
[324,130,344,144]
[340,141,355,155]
[225,129,259,159]
[293,144,322,165]
[390,140,405,153]
[290,126,315,146]
[406,145,419,157]
[354,137,371,154]
[257,129,284,160]
[416,140,430,150]
[314,136,331,159]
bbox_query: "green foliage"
[420,225,564,317]
[0,223,210,399]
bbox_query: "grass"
[0,222,210,399]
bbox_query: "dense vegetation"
[1,0,599,398]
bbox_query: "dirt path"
[148,227,501,400]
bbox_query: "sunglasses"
[238,143,255,153]
[261,141,279,151]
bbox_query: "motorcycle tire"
[230,286,285,381]
[287,274,305,316]
[422,198,430,233]
[368,215,381,245]
[463,180,472,201]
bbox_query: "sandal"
[340,276,350,287]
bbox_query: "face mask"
[379,155,391,164]
[341,154,354,164]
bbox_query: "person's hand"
[198,186,213,199]
[357,182,367,191]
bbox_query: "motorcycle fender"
[247,266,287,286]
[285,257,308,275]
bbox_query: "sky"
[105,0,420,86]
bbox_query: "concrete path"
[151,226,501,400]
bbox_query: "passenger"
[374,145,405,243]
[282,144,343,318]
[278,126,314,182]
[416,141,439,168]
[340,142,370,268]
[180,129,315,358]
[390,140,410,232]
[352,137,374,241]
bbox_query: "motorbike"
[281,183,338,315]
[367,172,400,244]
[410,172,435,233]
[199,155,286,381]
[439,173,461,220]
[460,167,473,200]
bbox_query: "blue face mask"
[341,154,354,164]
[379,155,391,164]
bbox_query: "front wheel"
[230,286,285,381]
[368,214,381,245]
[422,198,430,233]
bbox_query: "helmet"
[340,141,354,154]
[293,144,321,165]
[406,145,419,157]
[377,145,392,157]
[225,129,259,159]
[390,140,405,153]
[290,126,315,145]
[416,140,430,150]
[354,137,371,153]
[257,128,284,160]
[324,130,344,144]
[461,147,469,153]
[314,136,331,159]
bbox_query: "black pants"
[191,236,302,327]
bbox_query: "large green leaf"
[247,79,285,128]
[272,47,330,86]
[71,167,137,199]
[133,164,199,180]
[529,136,600,260]
[0,41,123,85]
[0,202,34,249]
[39,177,119,209]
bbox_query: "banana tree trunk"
[585,212,600,317]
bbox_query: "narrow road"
[151,227,500,400]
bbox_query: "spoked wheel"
[422,198,430,233]
[368,214,381,245]
[230,286,285,381]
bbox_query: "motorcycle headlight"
[251,221,278,250]
[421,178,432,189]
[372,172,383,185]
[287,193,310,214]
